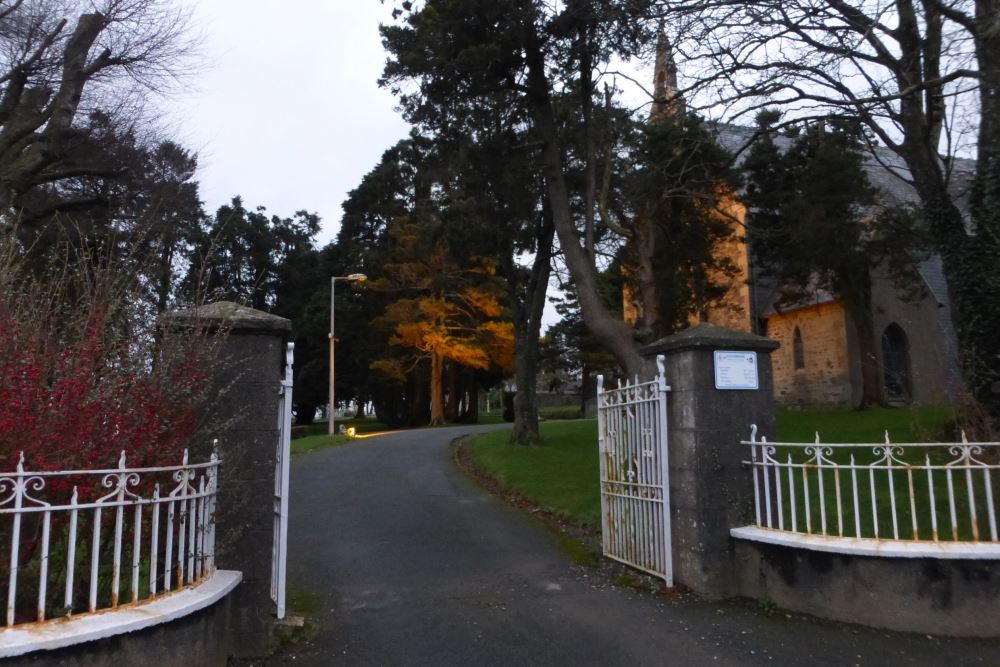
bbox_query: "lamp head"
[347,273,367,282]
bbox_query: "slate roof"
[708,122,973,317]
[709,123,965,395]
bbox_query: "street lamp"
[329,273,367,436]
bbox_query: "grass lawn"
[479,405,585,422]
[470,420,603,527]
[476,414,507,425]
[774,405,955,443]
[468,405,960,530]
[290,416,391,455]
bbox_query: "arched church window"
[793,326,805,370]
[882,323,912,403]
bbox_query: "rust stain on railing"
[742,426,1000,549]
[0,450,220,631]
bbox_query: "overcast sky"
[173,1,409,247]
[170,2,661,329]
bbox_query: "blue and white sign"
[714,351,759,390]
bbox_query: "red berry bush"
[0,238,221,622]
[0,307,208,473]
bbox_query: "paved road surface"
[270,424,1000,666]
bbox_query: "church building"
[634,38,965,408]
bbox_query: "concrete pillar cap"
[640,323,779,357]
[159,301,291,334]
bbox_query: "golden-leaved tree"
[371,223,513,425]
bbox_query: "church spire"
[650,25,682,120]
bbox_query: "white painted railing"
[742,426,1000,550]
[0,448,220,628]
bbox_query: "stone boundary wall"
[13,302,291,665]
[640,323,1000,639]
[733,539,1000,637]
[19,598,234,667]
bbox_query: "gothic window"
[793,326,805,370]
[882,323,912,403]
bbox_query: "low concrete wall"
[734,538,1000,637]
[19,597,234,667]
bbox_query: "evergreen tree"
[371,222,514,425]
[616,110,741,341]
[744,113,926,406]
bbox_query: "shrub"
[0,234,215,474]
[0,230,221,624]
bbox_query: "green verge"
[468,406,956,529]
[773,405,955,443]
[470,420,603,528]
[290,417,391,455]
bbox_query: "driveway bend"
[270,424,1000,666]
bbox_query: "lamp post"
[330,273,367,436]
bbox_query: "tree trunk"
[511,332,541,444]
[846,287,882,407]
[904,147,1000,418]
[580,365,592,415]
[890,3,1000,419]
[409,366,431,426]
[464,378,480,423]
[429,351,444,425]
[509,192,555,445]
[581,25,597,265]
[968,1,1000,418]
[444,361,459,422]
[522,17,649,378]
[632,212,661,344]
[0,14,108,205]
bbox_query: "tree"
[0,0,195,221]
[330,128,554,441]
[321,138,440,427]
[658,0,1000,417]
[438,132,554,443]
[371,222,514,425]
[382,0,658,379]
[139,141,204,315]
[744,113,926,405]
[186,198,319,311]
[614,106,742,341]
[0,2,206,326]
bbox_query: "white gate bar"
[271,342,294,620]
[597,355,672,585]
[655,355,673,588]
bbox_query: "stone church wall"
[870,268,958,405]
[699,195,753,333]
[767,301,854,407]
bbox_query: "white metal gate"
[271,342,294,619]
[597,354,673,585]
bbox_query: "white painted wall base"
[0,569,242,658]
[732,526,1000,559]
